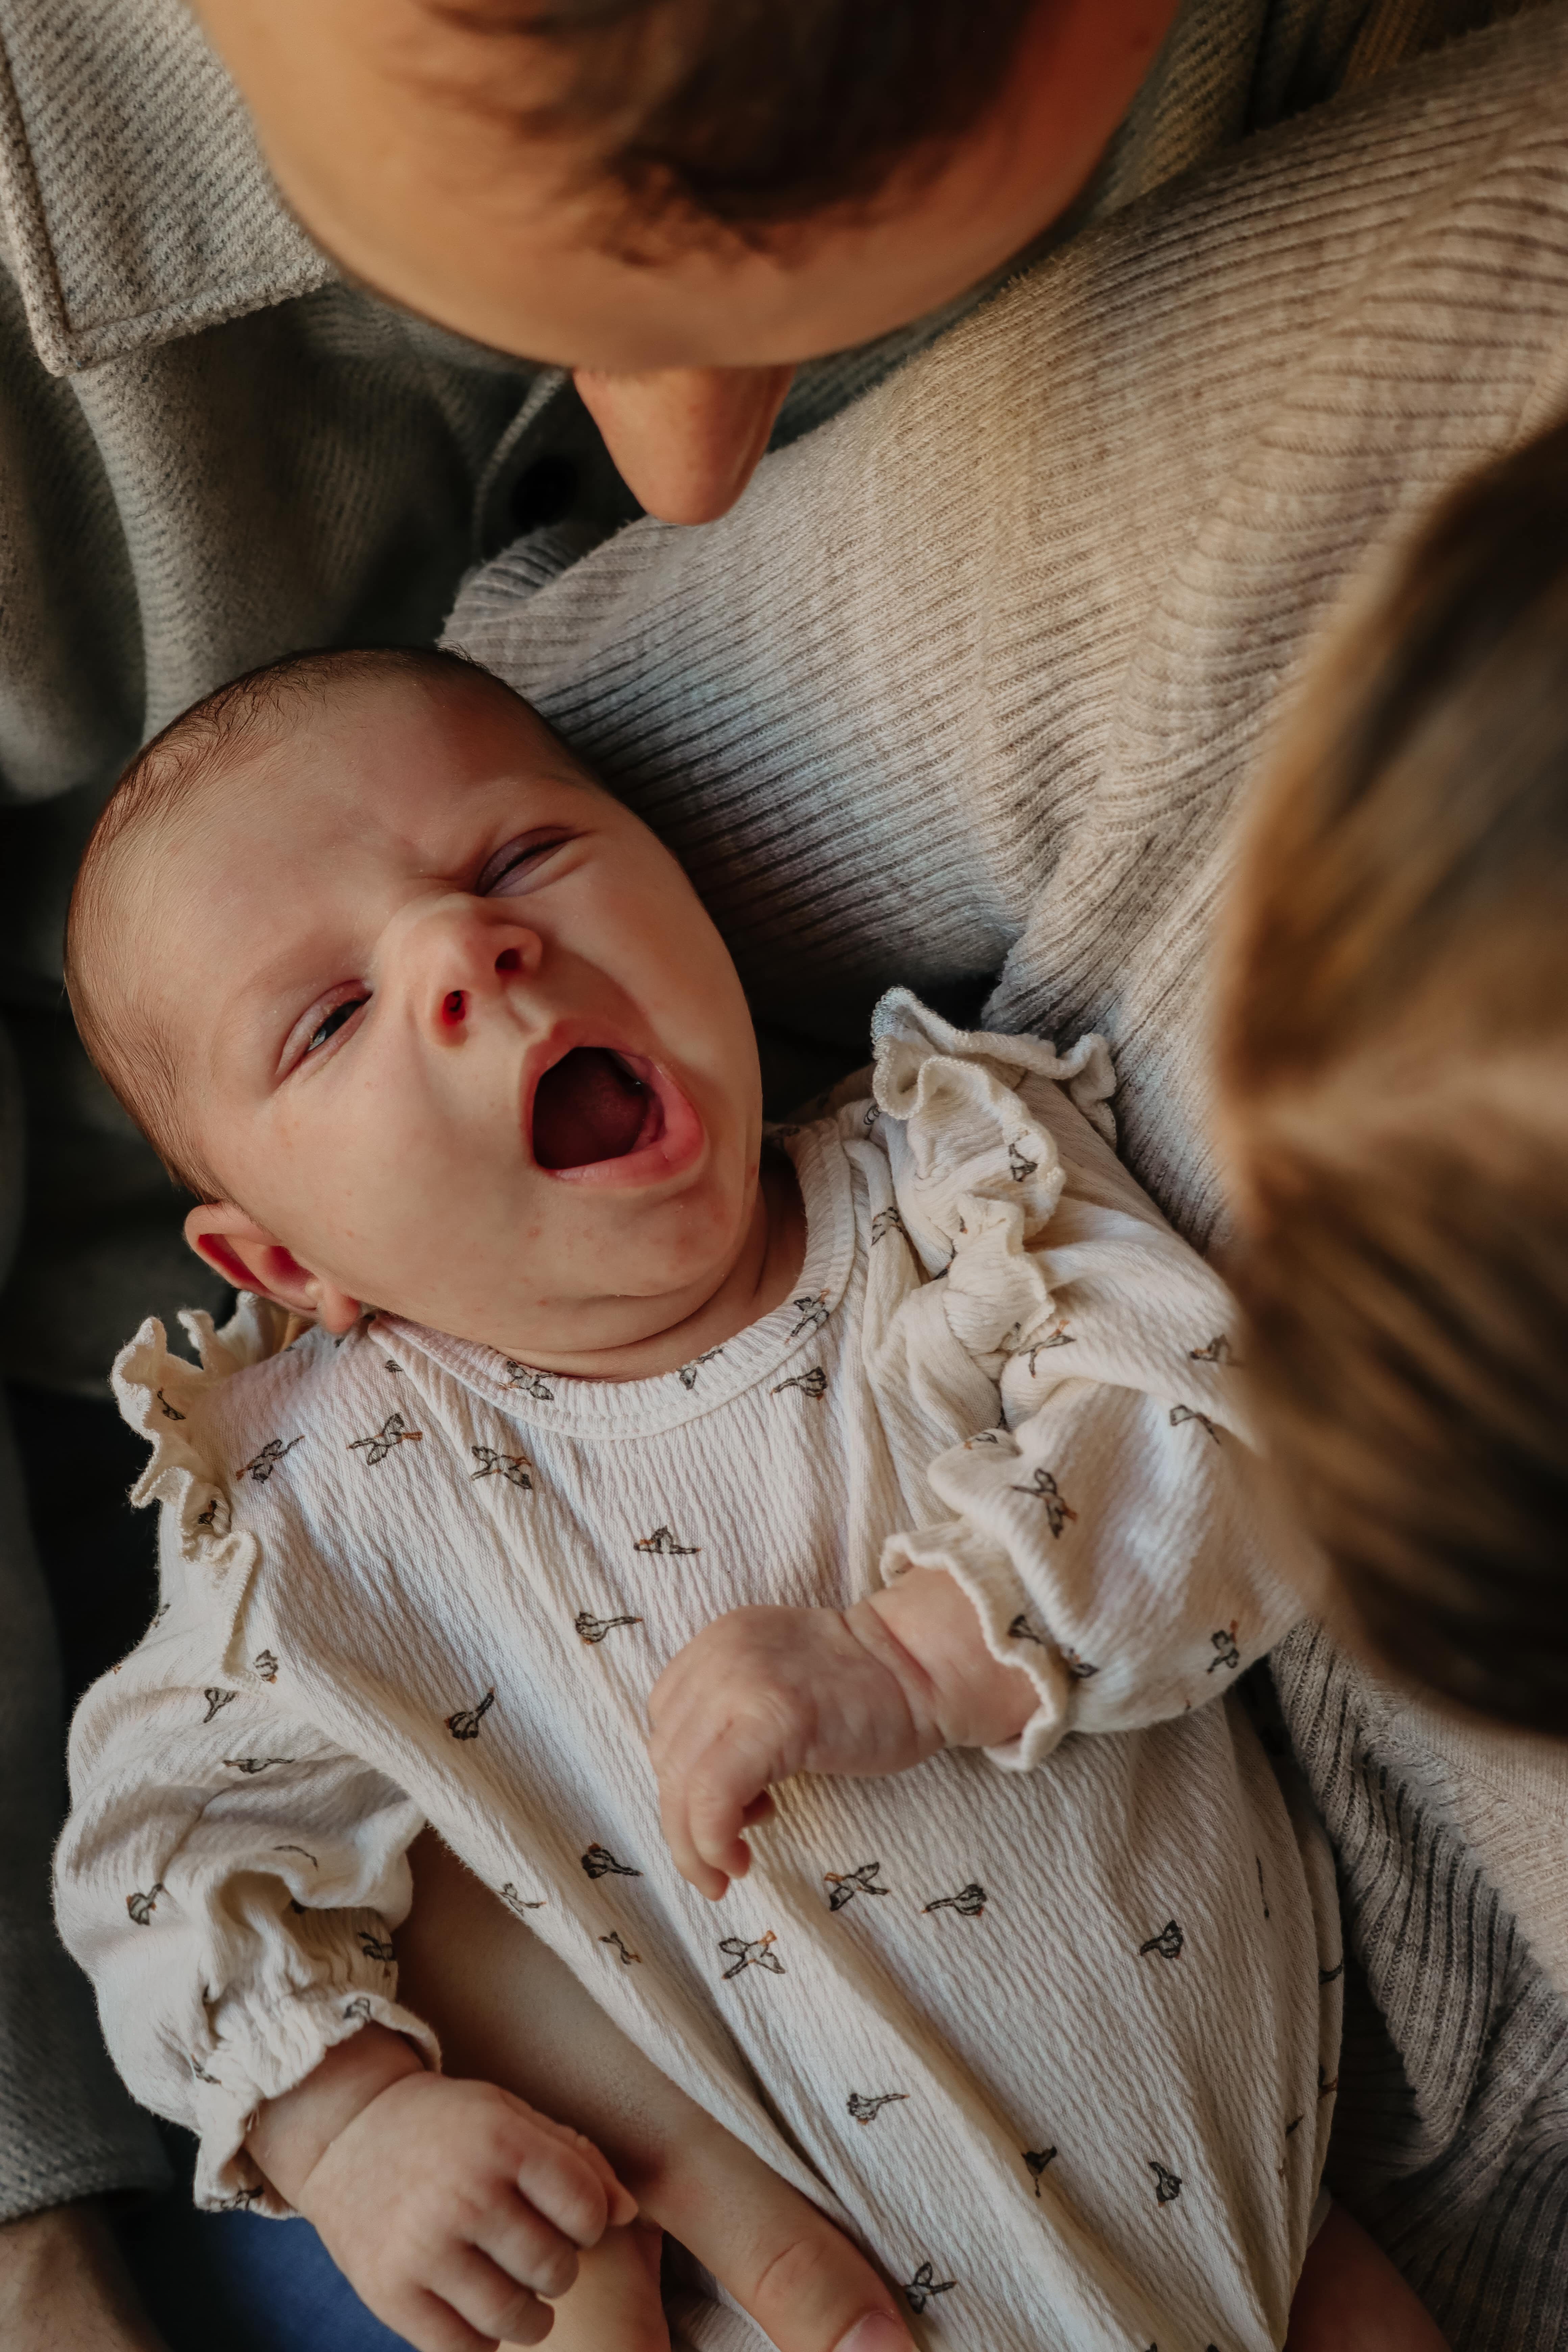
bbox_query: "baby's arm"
[650,1566,1032,1897]
[57,1644,637,2350]
[246,2026,635,2352]
[654,1021,1311,1891]
[396,1829,914,2352]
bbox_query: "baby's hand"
[265,2044,636,2352]
[648,1570,1036,1899]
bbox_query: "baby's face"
[146,671,763,1361]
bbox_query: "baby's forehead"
[189,668,589,846]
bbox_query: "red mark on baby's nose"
[442,990,466,1026]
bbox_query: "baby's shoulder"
[112,1301,400,1576]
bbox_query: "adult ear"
[183,1203,363,1335]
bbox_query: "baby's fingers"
[508,2105,630,2246]
[656,1721,777,1898]
[513,2103,638,2232]
[427,2243,555,2348]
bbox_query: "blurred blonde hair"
[1218,420,1568,1732]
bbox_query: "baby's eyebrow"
[209,934,343,1075]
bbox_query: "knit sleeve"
[52,1316,437,2216]
[869,990,1302,1771]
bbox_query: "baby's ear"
[183,1204,363,1335]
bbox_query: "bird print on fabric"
[343,1996,374,2024]
[574,1612,643,1645]
[445,1691,495,1740]
[499,1883,546,1915]
[348,1413,424,1465]
[471,1444,533,1488]
[154,1388,186,1421]
[581,1844,641,1881]
[502,1362,555,1400]
[1189,1334,1236,1365]
[870,1206,907,1245]
[1025,1326,1076,1371]
[824,1861,890,1912]
[923,1883,987,1919]
[1206,1624,1241,1673]
[773,1367,828,1400]
[719,1930,784,1979]
[240,1437,302,1483]
[634,1526,699,1556]
[676,1349,724,1391]
[357,1930,395,1963]
[1140,1922,1184,1962]
[601,1931,641,1965]
[195,1496,229,1533]
[202,1688,236,1723]
[904,2262,957,2313]
[788,1294,831,1340]
[1062,1649,1100,1681]
[1023,2148,1058,2195]
[1149,2161,1182,2205]
[1170,1404,1221,1443]
[188,2053,222,2085]
[125,1885,165,1927]
[252,1650,278,1684]
[1007,1613,1046,1646]
[848,2091,909,2125]
[222,1756,293,1776]
[1008,1466,1079,1537]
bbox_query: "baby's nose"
[404,901,540,1033]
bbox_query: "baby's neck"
[505,1152,807,1385]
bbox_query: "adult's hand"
[0,2201,168,2352]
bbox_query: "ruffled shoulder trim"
[112,1293,295,1587]
[868,988,1117,1367]
[872,989,1115,1142]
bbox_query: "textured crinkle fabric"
[59,1014,1336,2345]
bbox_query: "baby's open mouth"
[531,1047,667,1171]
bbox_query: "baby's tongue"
[532,1047,649,1170]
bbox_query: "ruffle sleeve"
[866,992,1300,1770]
[55,1306,437,2215]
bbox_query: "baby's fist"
[647,1603,933,1898]
[297,2071,635,2352]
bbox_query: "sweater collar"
[0,0,331,376]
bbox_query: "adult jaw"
[189,0,1181,521]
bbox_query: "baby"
[55,648,1434,2351]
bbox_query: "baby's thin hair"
[67,644,496,1203]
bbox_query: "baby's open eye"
[305,997,368,1055]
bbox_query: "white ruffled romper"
[57,995,1339,2352]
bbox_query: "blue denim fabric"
[119,2180,408,2352]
